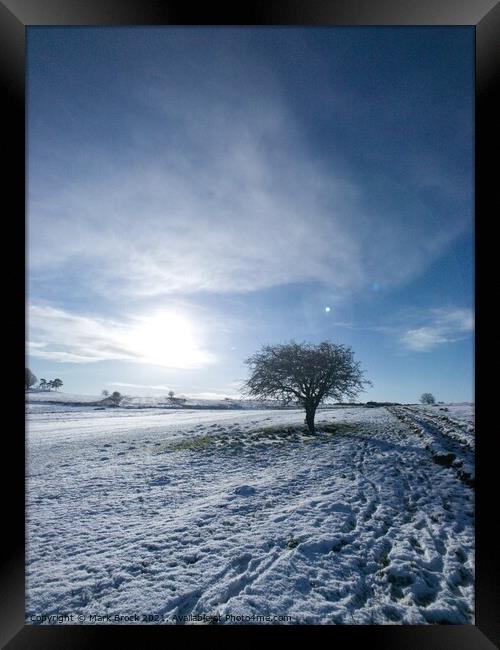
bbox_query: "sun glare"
[125,311,212,369]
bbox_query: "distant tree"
[47,380,54,391]
[39,378,47,391]
[25,368,37,390]
[52,378,63,391]
[101,390,109,397]
[168,390,175,400]
[110,391,123,405]
[420,393,436,405]
[244,340,371,434]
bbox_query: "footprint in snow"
[234,485,257,496]
[150,478,170,486]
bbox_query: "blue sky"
[27,27,474,402]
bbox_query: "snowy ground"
[26,391,288,413]
[26,402,474,625]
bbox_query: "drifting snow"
[26,402,474,625]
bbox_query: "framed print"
[3,0,498,647]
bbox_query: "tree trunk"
[305,402,317,434]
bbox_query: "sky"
[27,27,474,403]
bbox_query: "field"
[26,397,474,625]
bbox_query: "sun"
[124,310,213,369]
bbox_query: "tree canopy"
[244,341,370,433]
[25,368,38,390]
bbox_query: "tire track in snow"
[367,408,475,622]
[387,406,474,487]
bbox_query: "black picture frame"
[4,1,498,647]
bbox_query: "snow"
[388,405,475,486]
[26,391,296,415]
[27,391,102,402]
[26,401,474,625]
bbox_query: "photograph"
[25,25,475,626]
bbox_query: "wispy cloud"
[109,382,173,391]
[28,304,216,368]
[108,383,240,400]
[400,308,474,352]
[28,68,469,303]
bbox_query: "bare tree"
[168,390,175,400]
[243,341,371,433]
[420,392,436,405]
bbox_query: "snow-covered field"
[26,400,474,625]
[26,391,290,415]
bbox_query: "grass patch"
[317,422,361,435]
[166,435,216,452]
[378,551,390,568]
[250,425,306,437]
[154,420,362,455]
[286,536,300,549]
[250,422,360,437]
